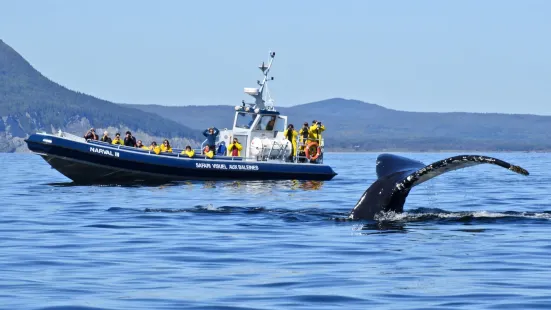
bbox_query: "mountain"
[0,39,200,152]
[2,38,550,153]
[127,98,551,151]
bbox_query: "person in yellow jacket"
[136,140,148,150]
[228,138,243,156]
[308,120,325,145]
[149,141,161,154]
[203,145,214,159]
[161,139,173,153]
[112,133,124,145]
[283,124,298,161]
[298,122,309,146]
[181,145,195,158]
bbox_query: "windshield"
[235,112,257,129]
[255,115,278,131]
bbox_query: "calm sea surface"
[1,153,550,310]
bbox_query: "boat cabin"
[205,51,323,163]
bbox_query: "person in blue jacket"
[203,127,219,151]
[217,141,227,156]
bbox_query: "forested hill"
[127,98,551,151]
[0,39,200,152]
[2,37,550,152]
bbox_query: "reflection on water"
[5,153,551,310]
[46,179,325,192]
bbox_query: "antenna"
[244,51,276,111]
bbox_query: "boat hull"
[25,133,337,184]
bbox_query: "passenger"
[149,141,161,154]
[161,139,173,153]
[203,127,219,151]
[100,131,112,143]
[124,131,137,147]
[181,145,195,158]
[308,120,325,163]
[112,133,124,145]
[203,145,214,159]
[297,122,310,163]
[136,140,148,150]
[299,122,309,146]
[84,128,98,140]
[217,141,227,156]
[228,138,243,156]
[266,116,276,130]
[283,124,298,161]
[308,120,325,145]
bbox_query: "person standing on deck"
[308,120,325,145]
[228,138,243,157]
[283,124,298,161]
[297,122,310,162]
[203,127,219,151]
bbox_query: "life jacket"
[229,142,242,156]
[182,149,195,158]
[149,145,161,154]
[160,145,173,153]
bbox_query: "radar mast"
[243,51,276,111]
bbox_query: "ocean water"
[1,152,550,310]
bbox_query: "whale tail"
[349,154,529,220]
[392,154,529,191]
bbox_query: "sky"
[1,0,550,114]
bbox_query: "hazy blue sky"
[1,0,549,114]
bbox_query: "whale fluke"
[349,154,529,220]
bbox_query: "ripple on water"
[1,153,551,309]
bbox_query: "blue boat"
[25,52,337,184]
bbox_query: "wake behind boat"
[25,52,337,184]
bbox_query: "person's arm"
[203,129,209,137]
[213,127,219,135]
[236,143,243,150]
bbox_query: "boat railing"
[88,140,249,161]
[293,137,324,164]
[87,137,324,163]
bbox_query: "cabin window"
[235,112,257,129]
[255,115,278,131]
[274,117,286,132]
